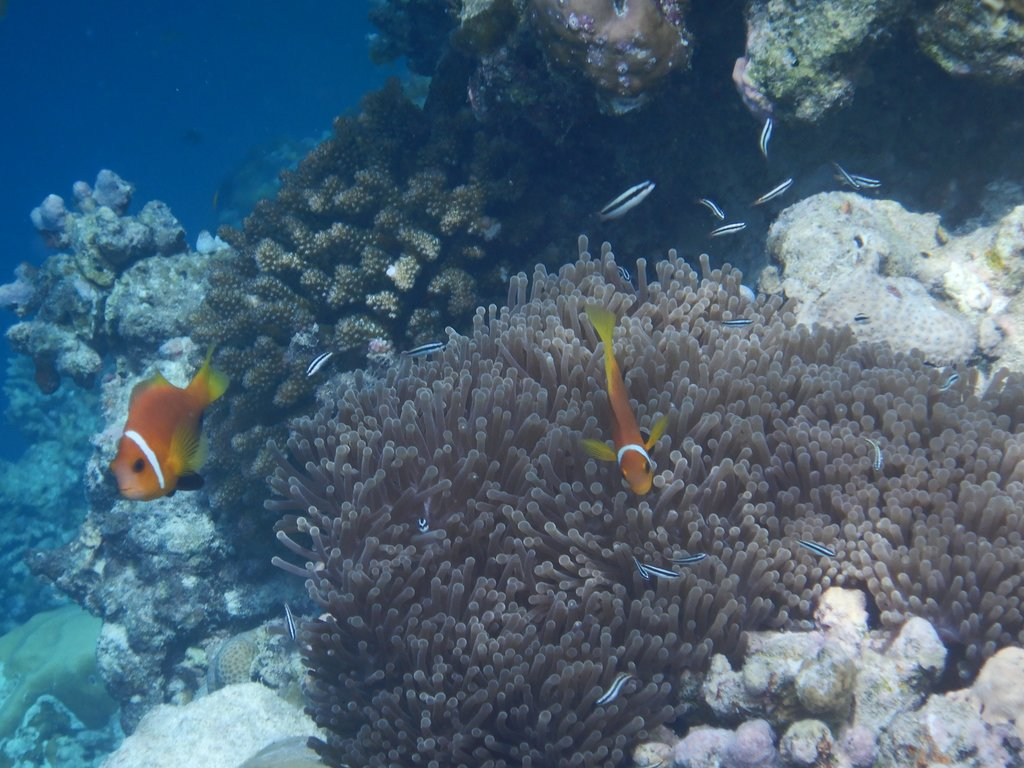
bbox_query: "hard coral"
[8,172,191,393]
[192,80,528,511]
[738,0,910,122]
[528,0,693,107]
[271,237,1024,767]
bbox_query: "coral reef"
[762,192,1024,374]
[649,588,1024,768]
[0,605,117,741]
[735,0,910,122]
[917,0,1024,84]
[193,79,573,512]
[3,170,201,394]
[527,0,694,108]
[0,356,99,635]
[100,683,321,768]
[270,238,1024,767]
[28,341,289,731]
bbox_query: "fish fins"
[171,422,209,475]
[644,414,669,450]
[188,346,230,405]
[584,304,618,348]
[580,438,617,462]
[129,370,173,405]
[175,473,205,492]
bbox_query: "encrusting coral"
[269,237,1024,767]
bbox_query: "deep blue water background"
[0,1,392,460]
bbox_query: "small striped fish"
[306,351,333,377]
[697,198,726,220]
[759,117,773,159]
[595,672,634,705]
[283,602,298,642]
[833,162,882,191]
[633,556,679,580]
[669,552,707,565]
[599,181,655,221]
[864,437,883,471]
[939,372,960,391]
[797,539,836,558]
[709,222,747,238]
[751,177,793,206]
[402,341,446,358]
[721,318,753,327]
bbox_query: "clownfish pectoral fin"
[644,414,669,451]
[175,473,205,492]
[171,422,208,476]
[188,346,230,406]
[580,438,617,462]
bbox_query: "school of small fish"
[596,116,886,245]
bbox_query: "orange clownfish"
[580,304,668,495]
[109,349,229,501]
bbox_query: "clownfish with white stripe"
[580,305,669,495]
[109,349,229,501]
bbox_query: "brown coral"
[528,0,694,106]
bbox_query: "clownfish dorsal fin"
[580,438,617,462]
[129,370,173,406]
[644,414,669,450]
[187,347,230,406]
[170,421,209,475]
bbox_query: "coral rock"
[875,693,1015,768]
[966,646,1024,741]
[528,0,693,106]
[100,683,321,768]
[779,719,834,767]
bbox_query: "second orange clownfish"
[109,349,229,501]
[580,304,668,495]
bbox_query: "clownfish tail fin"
[189,346,229,405]
[584,304,617,349]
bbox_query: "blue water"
[0,0,394,460]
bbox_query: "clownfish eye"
[132,458,145,473]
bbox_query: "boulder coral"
[527,0,693,108]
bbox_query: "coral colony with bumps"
[4,1,1024,767]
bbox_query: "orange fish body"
[581,305,668,495]
[109,351,228,501]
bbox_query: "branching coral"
[268,237,1024,766]
[192,79,579,511]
